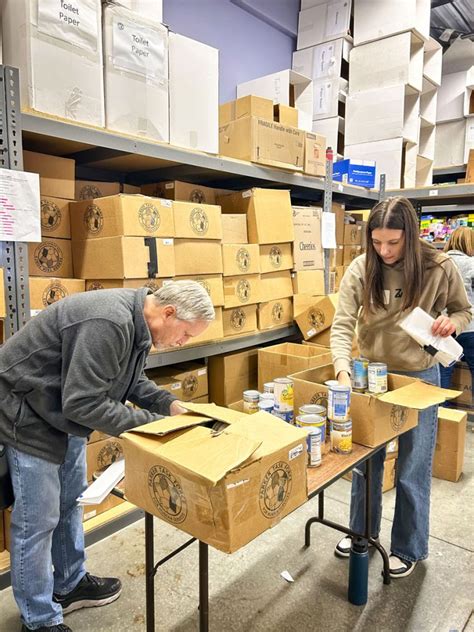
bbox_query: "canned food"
[325,380,339,388]
[272,409,294,424]
[243,389,260,414]
[330,419,352,454]
[258,399,274,414]
[306,428,322,467]
[299,404,327,419]
[351,357,369,391]
[259,391,274,402]
[328,384,351,422]
[273,377,294,412]
[295,413,326,443]
[368,362,388,394]
[263,382,275,394]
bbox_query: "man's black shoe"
[53,572,122,615]
[21,625,72,631]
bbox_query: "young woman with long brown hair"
[330,196,471,578]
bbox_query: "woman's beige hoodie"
[331,251,472,376]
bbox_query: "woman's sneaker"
[389,554,417,578]
[334,535,380,558]
[21,625,72,631]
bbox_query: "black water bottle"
[348,536,369,605]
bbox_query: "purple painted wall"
[163,0,300,103]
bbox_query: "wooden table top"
[307,443,374,497]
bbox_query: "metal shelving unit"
[387,183,474,205]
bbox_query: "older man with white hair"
[0,280,215,632]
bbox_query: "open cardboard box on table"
[291,364,461,448]
[258,342,332,391]
[121,402,308,554]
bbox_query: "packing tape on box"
[144,237,158,277]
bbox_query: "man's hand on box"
[170,400,188,416]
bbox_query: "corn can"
[330,419,352,454]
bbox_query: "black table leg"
[305,490,325,547]
[145,512,155,632]
[199,541,209,632]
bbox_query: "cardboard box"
[75,181,121,201]
[122,184,141,195]
[173,240,223,276]
[28,238,73,278]
[343,245,363,266]
[451,365,473,409]
[313,116,345,158]
[237,69,313,132]
[218,189,294,245]
[86,438,124,482]
[73,237,175,279]
[23,151,75,200]
[304,132,326,177]
[295,296,337,340]
[293,37,351,83]
[433,407,467,482]
[223,274,261,308]
[334,203,346,245]
[89,431,110,444]
[258,342,332,391]
[86,279,169,292]
[328,245,344,268]
[29,277,85,312]
[258,298,293,331]
[291,269,325,296]
[40,196,71,239]
[173,201,222,240]
[122,404,308,553]
[148,363,208,402]
[141,181,217,205]
[222,244,260,277]
[181,308,224,346]
[208,349,258,406]
[259,271,293,303]
[259,243,293,273]
[70,195,175,241]
[293,293,318,317]
[382,459,396,493]
[291,364,459,447]
[334,266,345,292]
[223,305,258,337]
[386,438,399,461]
[83,494,125,522]
[219,117,305,171]
[303,332,360,356]
[436,70,473,123]
[219,96,274,126]
[274,104,298,127]
[343,224,363,246]
[221,215,248,244]
[292,206,323,271]
[172,275,224,307]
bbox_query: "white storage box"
[169,33,219,154]
[312,77,347,121]
[103,4,168,142]
[349,32,423,94]
[312,116,344,157]
[293,38,351,82]
[115,0,163,22]
[436,71,474,123]
[418,124,435,161]
[345,84,420,145]
[440,37,474,75]
[237,70,313,132]
[423,37,442,87]
[420,78,438,127]
[297,2,352,50]
[416,155,433,187]
[2,0,104,126]
[434,117,474,168]
[353,0,430,46]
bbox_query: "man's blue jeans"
[6,435,87,629]
[349,364,440,563]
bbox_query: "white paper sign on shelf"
[37,0,99,54]
[112,17,167,81]
[0,168,41,242]
[321,212,336,248]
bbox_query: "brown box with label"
[173,240,223,276]
[75,181,121,201]
[291,364,460,448]
[259,271,293,303]
[29,277,85,311]
[86,438,124,482]
[208,349,258,405]
[141,181,217,205]
[40,196,71,239]
[258,298,293,331]
[122,404,308,553]
[274,104,298,127]
[343,224,363,245]
[259,243,293,273]
[295,296,337,340]
[304,133,326,177]
[258,342,332,391]
[221,215,248,244]
[24,151,75,200]
[173,275,224,307]
[343,245,363,265]
[382,459,396,492]
[28,238,73,278]
[86,279,169,292]
[218,188,294,245]
[334,203,346,245]
[72,237,175,279]
[70,195,175,241]
[122,184,141,195]
[292,206,323,271]
[329,245,344,268]
[432,407,467,482]
[172,201,222,240]
[222,244,260,276]
[180,308,224,347]
[148,363,208,402]
[220,96,274,126]
[223,305,258,337]
[292,271,325,296]
[219,117,305,171]
[450,364,473,410]
[223,274,261,308]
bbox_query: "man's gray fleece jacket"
[0,287,176,464]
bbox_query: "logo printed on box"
[310,390,328,407]
[272,302,283,323]
[237,279,251,303]
[79,184,102,201]
[138,203,161,233]
[308,308,325,329]
[148,465,188,524]
[390,405,408,432]
[34,242,63,273]
[231,308,246,331]
[41,200,62,232]
[236,247,251,273]
[269,246,282,269]
[84,204,103,235]
[196,279,211,296]
[88,282,105,291]
[182,375,199,397]
[259,461,292,519]
[97,441,123,470]
[190,189,206,204]
[42,282,67,307]
[190,208,209,236]
[351,227,358,242]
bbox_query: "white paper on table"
[77,459,125,505]
[0,168,41,242]
[400,307,464,367]
[321,212,337,248]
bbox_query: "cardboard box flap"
[378,382,462,409]
[182,402,247,424]
[231,413,308,457]
[126,414,212,437]
[438,406,467,424]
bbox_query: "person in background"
[330,197,471,578]
[0,280,215,632]
[439,227,474,404]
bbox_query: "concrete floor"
[1,431,473,632]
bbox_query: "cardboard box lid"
[377,382,461,409]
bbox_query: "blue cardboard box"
[333,159,376,188]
